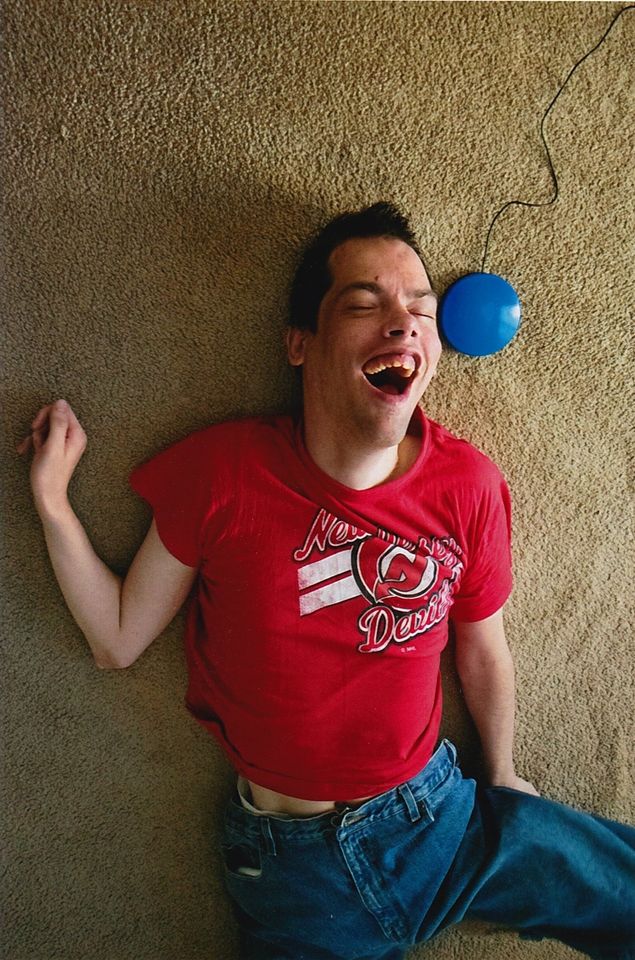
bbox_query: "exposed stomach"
[247,780,374,816]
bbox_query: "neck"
[302,419,419,490]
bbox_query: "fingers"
[53,401,87,458]
[31,403,55,429]
[17,406,43,454]
[16,425,48,455]
[16,399,72,456]
[62,400,86,445]
[46,400,72,449]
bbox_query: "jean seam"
[341,830,408,943]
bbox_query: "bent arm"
[18,399,197,669]
[453,608,538,794]
[40,507,197,669]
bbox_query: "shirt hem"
[190,707,437,799]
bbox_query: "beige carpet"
[3,1,634,958]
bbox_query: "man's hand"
[490,773,541,796]
[16,398,87,519]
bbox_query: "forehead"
[326,236,430,291]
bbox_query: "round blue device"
[439,272,521,357]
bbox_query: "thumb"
[47,400,70,448]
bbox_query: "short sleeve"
[129,429,217,568]
[450,473,513,622]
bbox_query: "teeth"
[363,357,416,377]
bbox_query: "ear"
[286,326,311,367]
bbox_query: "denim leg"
[221,809,410,960]
[233,903,408,960]
[220,742,472,959]
[220,745,635,960]
[422,785,635,960]
[231,902,407,960]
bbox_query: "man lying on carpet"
[17,203,635,960]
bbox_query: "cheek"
[424,328,443,363]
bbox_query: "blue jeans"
[221,741,635,960]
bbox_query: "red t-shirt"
[129,407,512,800]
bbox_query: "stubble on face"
[287,236,441,488]
[309,238,440,449]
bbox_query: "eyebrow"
[336,281,438,304]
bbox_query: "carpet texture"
[3,1,634,958]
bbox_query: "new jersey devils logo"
[352,540,438,613]
[293,508,466,653]
[351,534,465,652]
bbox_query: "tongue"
[379,383,400,395]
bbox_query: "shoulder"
[423,414,507,491]
[166,413,294,455]
[131,415,295,484]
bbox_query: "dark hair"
[289,202,428,333]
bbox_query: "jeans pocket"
[221,839,264,881]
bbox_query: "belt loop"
[260,818,277,856]
[398,782,422,823]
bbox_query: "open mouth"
[362,354,417,396]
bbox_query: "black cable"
[481,4,634,274]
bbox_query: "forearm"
[39,502,124,669]
[456,642,517,783]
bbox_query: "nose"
[381,303,419,339]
